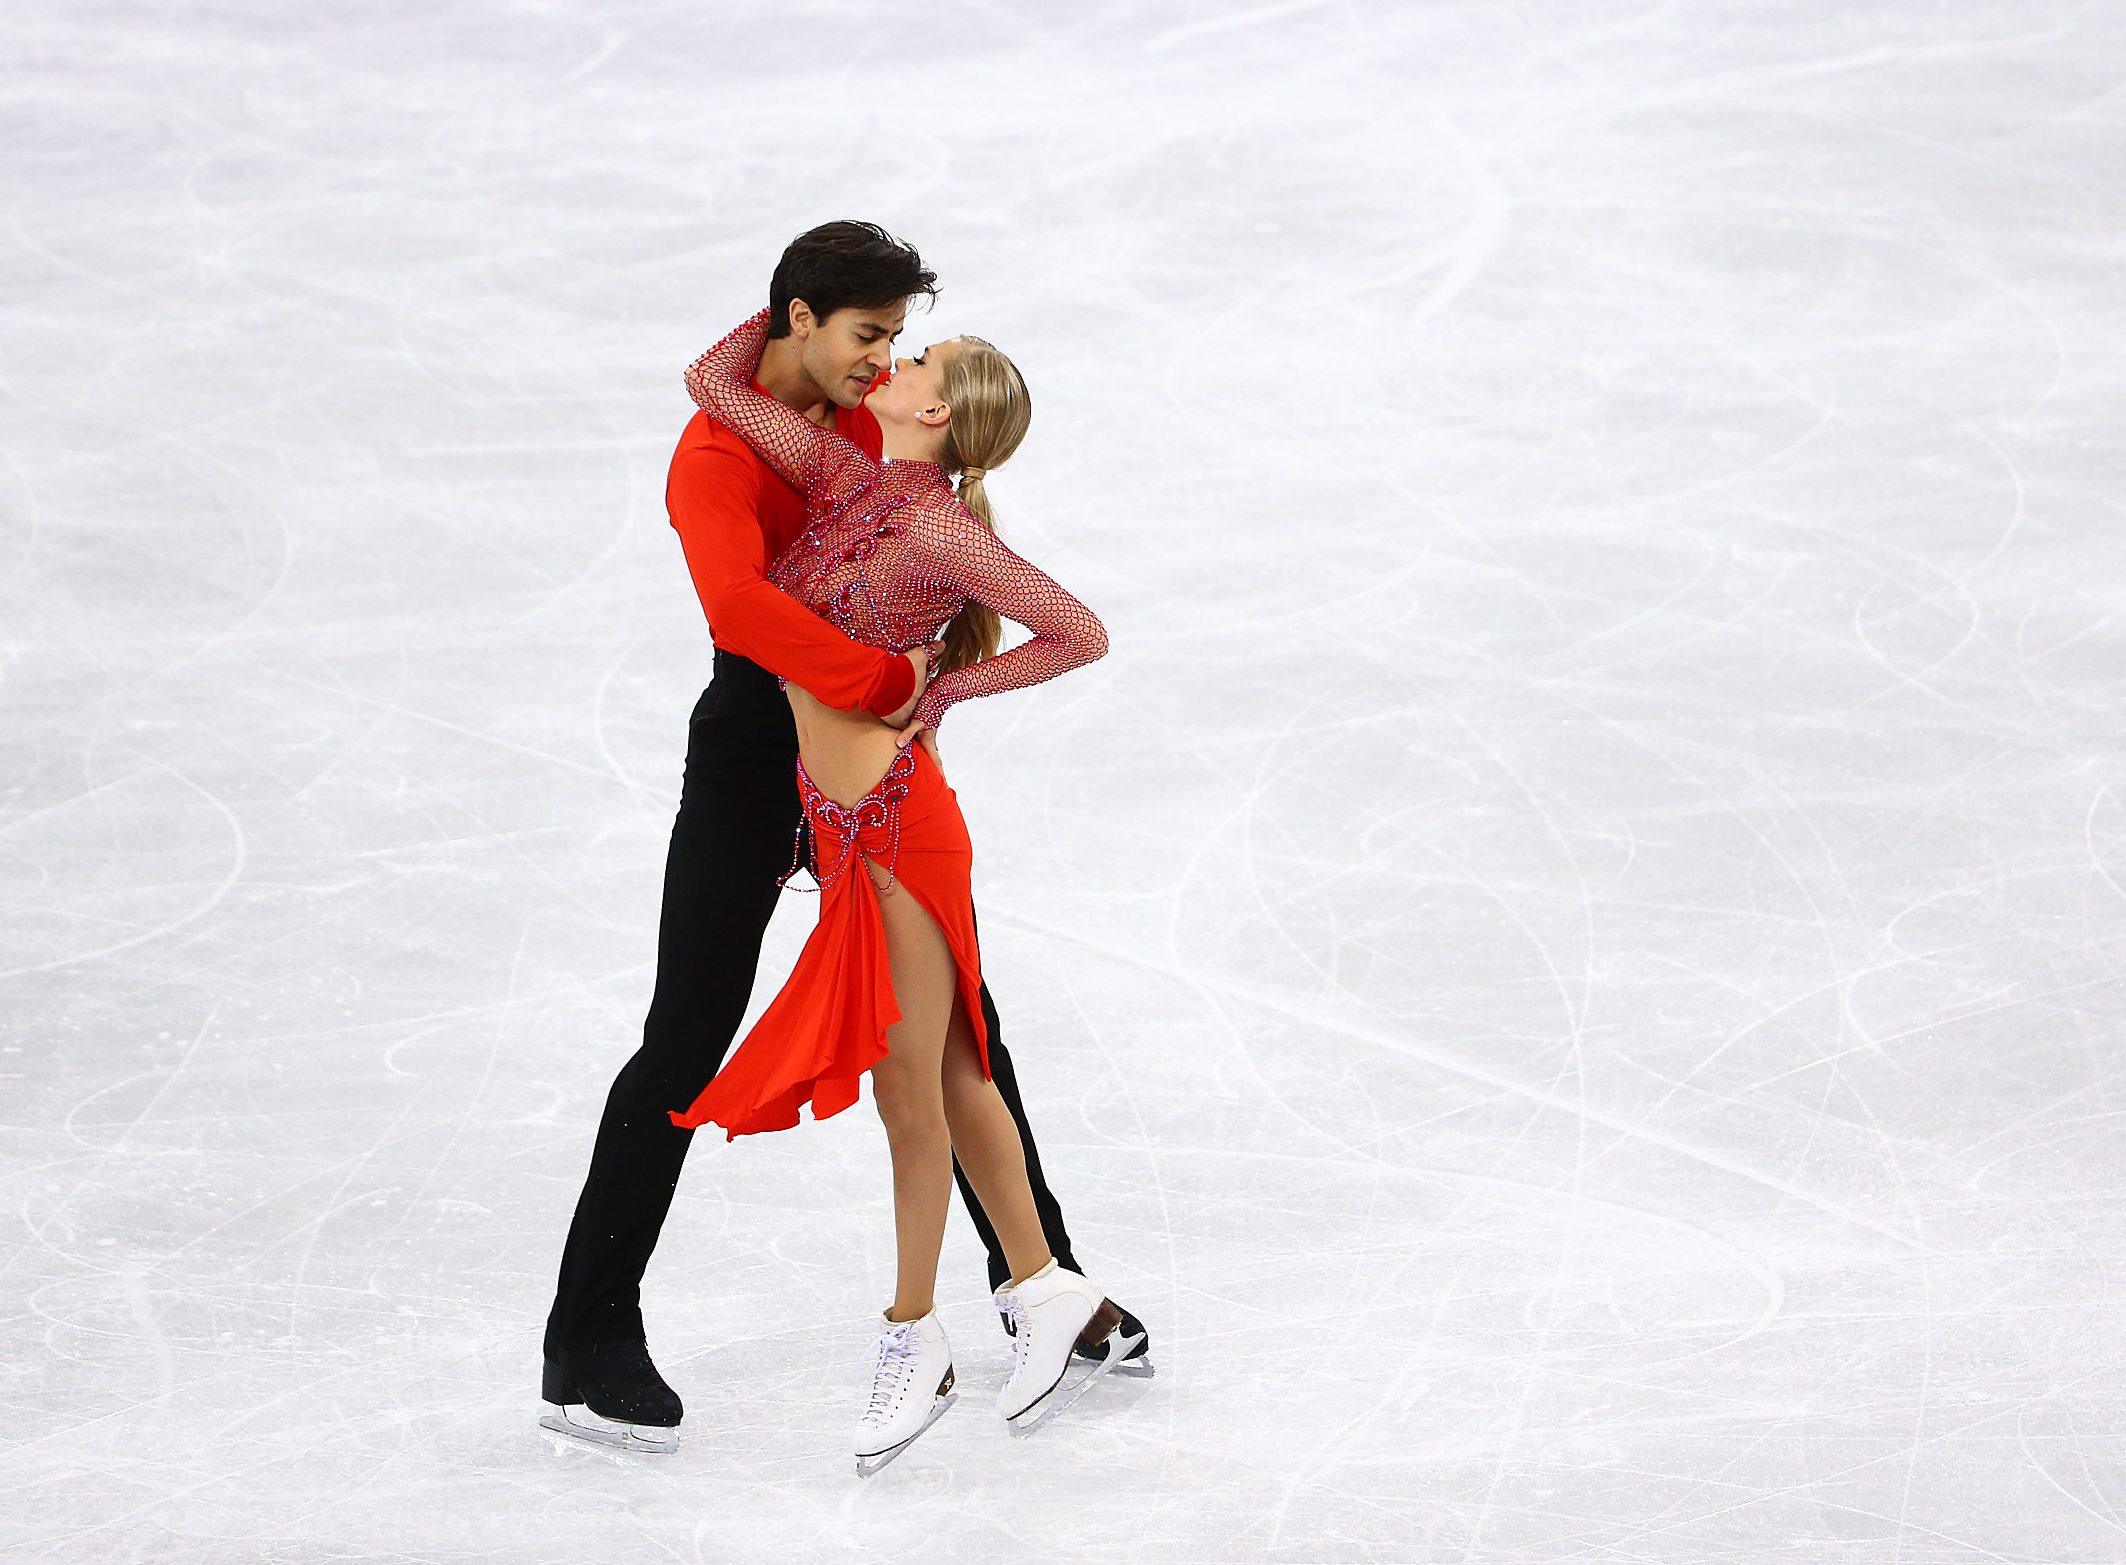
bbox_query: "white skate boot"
[853,1310,957,1477]
[994,1261,1142,1435]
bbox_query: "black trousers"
[544,650,1079,1357]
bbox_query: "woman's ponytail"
[933,340,1032,676]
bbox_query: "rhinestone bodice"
[685,311,1107,730]
[763,462,963,657]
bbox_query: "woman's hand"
[895,722,943,780]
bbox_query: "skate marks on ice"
[988,902,1933,1260]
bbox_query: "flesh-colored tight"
[861,847,1052,1322]
[792,680,1053,1323]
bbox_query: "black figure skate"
[540,1340,683,1454]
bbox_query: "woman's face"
[865,339,960,432]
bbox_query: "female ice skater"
[668,308,1137,1473]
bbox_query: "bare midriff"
[786,684,906,810]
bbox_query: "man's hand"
[881,646,929,729]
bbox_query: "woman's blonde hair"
[934,337,1032,675]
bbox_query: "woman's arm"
[909,522,1109,731]
[683,308,880,515]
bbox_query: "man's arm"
[667,426,918,716]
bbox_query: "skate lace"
[857,1321,921,1426]
[1001,1295,1031,1383]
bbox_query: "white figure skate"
[853,1310,958,1477]
[994,1261,1144,1435]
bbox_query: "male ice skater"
[540,221,1150,1452]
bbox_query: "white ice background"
[4,2,2125,1560]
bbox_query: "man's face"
[793,300,907,410]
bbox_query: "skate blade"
[1008,1329,1145,1437]
[854,1390,957,1478]
[540,1403,679,1454]
[1074,1335,1154,1378]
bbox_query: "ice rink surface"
[5,1,2125,1559]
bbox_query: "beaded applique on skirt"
[669,742,988,1140]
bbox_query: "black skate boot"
[539,1340,684,1453]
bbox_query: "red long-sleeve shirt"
[684,312,1108,731]
[666,391,917,716]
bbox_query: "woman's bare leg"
[867,859,1056,1316]
[866,858,959,1324]
[939,999,1053,1285]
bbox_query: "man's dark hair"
[766,220,938,339]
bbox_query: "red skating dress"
[668,311,1108,1140]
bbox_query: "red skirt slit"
[669,742,988,1140]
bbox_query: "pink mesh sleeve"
[684,309,879,517]
[910,523,1109,730]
